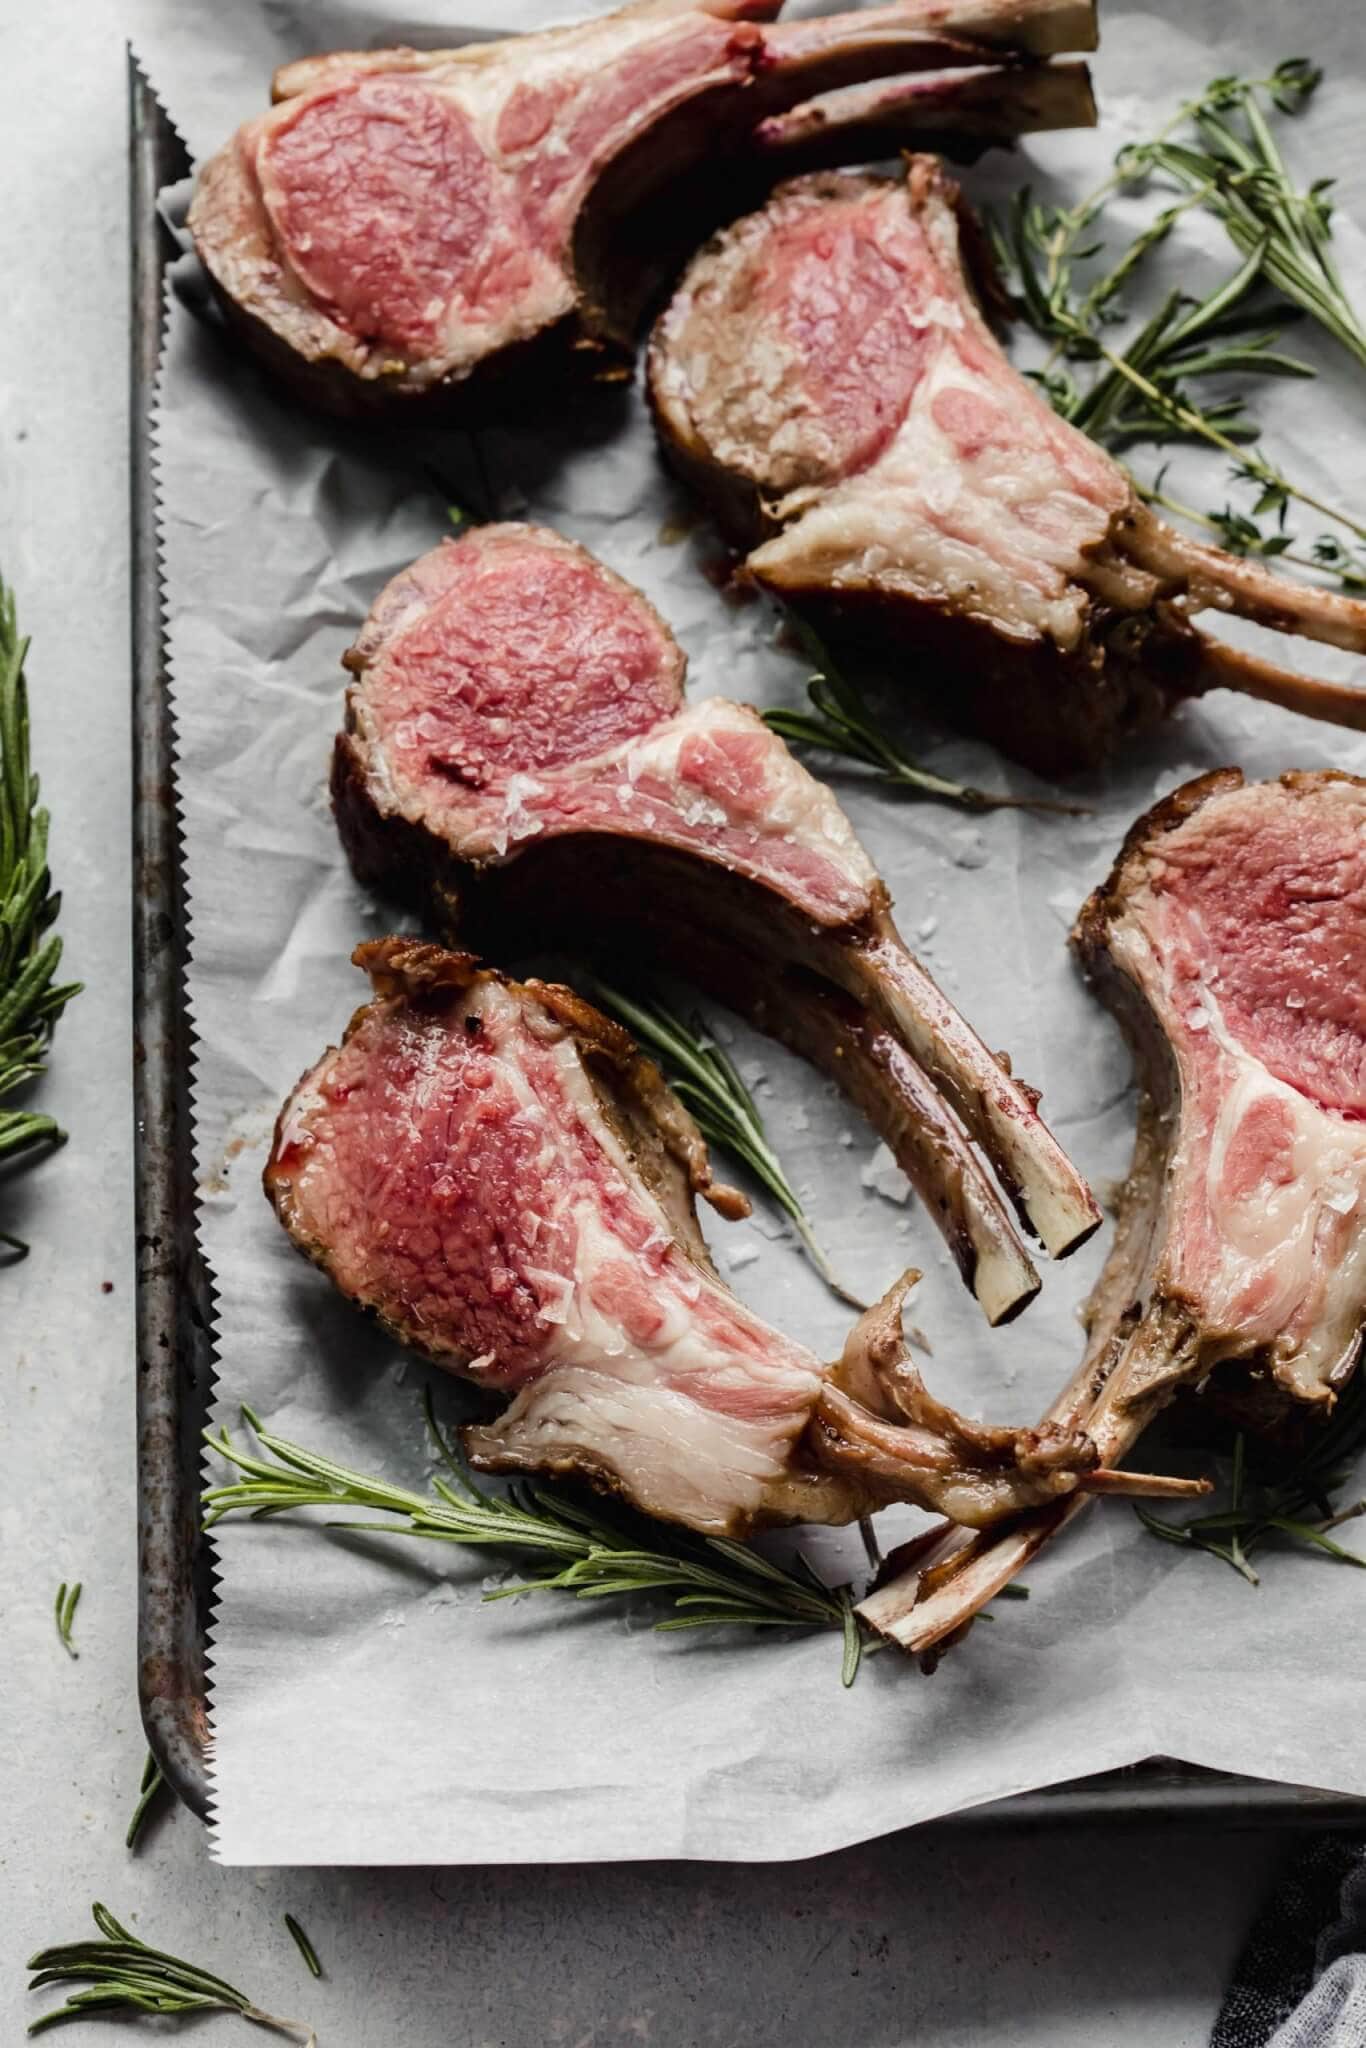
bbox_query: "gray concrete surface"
[0,3,1297,2041]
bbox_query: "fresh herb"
[1124,61,1366,372]
[27,1903,316,2041]
[125,1751,168,1853]
[0,576,81,1256]
[204,1392,870,1685]
[282,1919,321,1982]
[53,1581,81,1659]
[583,976,860,1308]
[992,62,1366,587]
[1137,1372,1366,1584]
[764,629,1079,815]
[1310,533,1366,594]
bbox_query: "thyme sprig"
[764,629,1077,814]
[204,1393,869,1686]
[993,61,1366,586]
[53,1581,80,1659]
[584,977,860,1308]
[0,576,81,1246]
[27,1903,316,2041]
[1137,1371,1366,1584]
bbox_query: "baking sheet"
[141,0,1366,1864]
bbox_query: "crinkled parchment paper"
[140,0,1366,1863]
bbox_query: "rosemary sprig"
[583,976,860,1307]
[125,1751,168,1853]
[283,1918,322,1981]
[0,575,81,1253]
[1137,1371,1366,1584]
[27,1903,316,2041]
[1124,62,1366,373]
[204,1392,870,1685]
[992,62,1366,586]
[53,1581,81,1659]
[764,628,1077,815]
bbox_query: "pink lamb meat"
[267,938,1171,1538]
[649,158,1366,773]
[186,0,1096,417]
[331,521,1103,1330]
[860,771,1366,1657]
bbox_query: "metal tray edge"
[126,50,1366,1846]
[130,50,214,1824]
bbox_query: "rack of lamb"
[859,770,1366,1658]
[265,939,1193,1540]
[187,0,1097,418]
[331,519,1103,1328]
[649,158,1366,773]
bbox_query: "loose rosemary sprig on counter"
[204,1392,869,1686]
[125,1751,168,1854]
[0,576,81,1252]
[583,976,860,1308]
[53,1580,81,1659]
[27,1903,316,2041]
[1137,1371,1366,1585]
[993,60,1366,586]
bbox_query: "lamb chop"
[859,769,1366,1658]
[186,0,1097,420]
[265,937,1189,1537]
[648,158,1366,775]
[331,519,1101,1328]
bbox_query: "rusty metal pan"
[127,52,1364,1843]
[131,53,213,1822]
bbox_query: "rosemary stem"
[1039,65,1291,305]
[204,1397,872,1678]
[241,2006,317,2045]
[785,1205,866,1311]
[1093,336,1366,543]
[583,978,859,1307]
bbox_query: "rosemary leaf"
[27,1903,316,2043]
[582,975,861,1307]
[839,1592,862,1687]
[991,63,1366,591]
[203,1392,869,1682]
[125,1751,168,1853]
[1131,68,1366,372]
[0,576,81,1211]
[283,1918,322,1981]
[53,1581,80,1659]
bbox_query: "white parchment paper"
[142,0,1366,1863]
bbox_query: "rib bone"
[756,60,1098,166]
[265,939,1103,1536]
[860,770,1366,1654]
